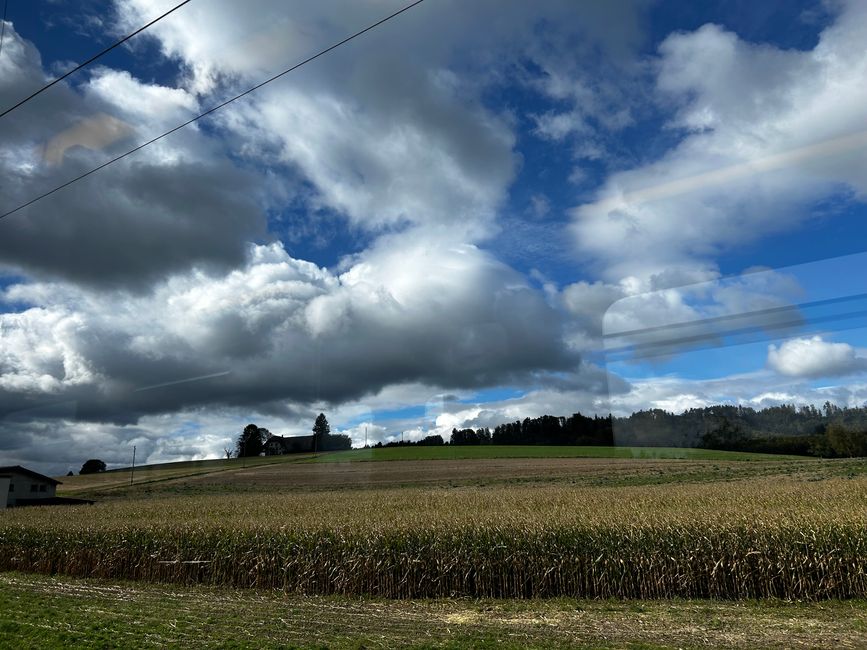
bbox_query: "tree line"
[449,413,614,446]
[380,403,867,457]
[607,402,867,457]
[232,403,867,458]
[367,413,614,448]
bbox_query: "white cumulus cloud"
[767,336,867,378]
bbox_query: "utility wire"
[0,0,426,223]
[0,0,193,120]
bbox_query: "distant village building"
[0,466,93,508]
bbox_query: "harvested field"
[56,446,806,496]
[65,456,854,500]
[57,455,312,494]
[161,457,774,491]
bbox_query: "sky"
[2,0,867,474]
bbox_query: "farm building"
[263,432,352,455]
[0,466,60,508]
[264,434,315,455]
[0,466,93,508]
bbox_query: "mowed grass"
[4,460,867,600]
[2,572,866,649]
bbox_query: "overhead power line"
[0,0,426,223]
[0,0,193,120]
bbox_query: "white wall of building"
[1,473,57,506]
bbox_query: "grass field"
[2,572,865,649]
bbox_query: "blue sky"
[2,0,867,473]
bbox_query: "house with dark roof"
[0,466,93,508]
[264,434,315,455]
[263,431,352,455]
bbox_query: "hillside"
[56,445,807,497]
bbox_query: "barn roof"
[0,465,62,485]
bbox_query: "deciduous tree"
[80,459,106,474]
[236,423,267,457]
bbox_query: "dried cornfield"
[1,475,866,599]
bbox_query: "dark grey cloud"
[0,25,266,289]
[0,241,578,426]
[1,156,266,288]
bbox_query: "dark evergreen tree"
[312,413,330,452]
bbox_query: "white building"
[0,466,61,508]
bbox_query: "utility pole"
[130,445,136,486]
[365,425,368,448]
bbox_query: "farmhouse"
[0,466,93,508]
[263,431,352,455]
[264,434,315,455]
